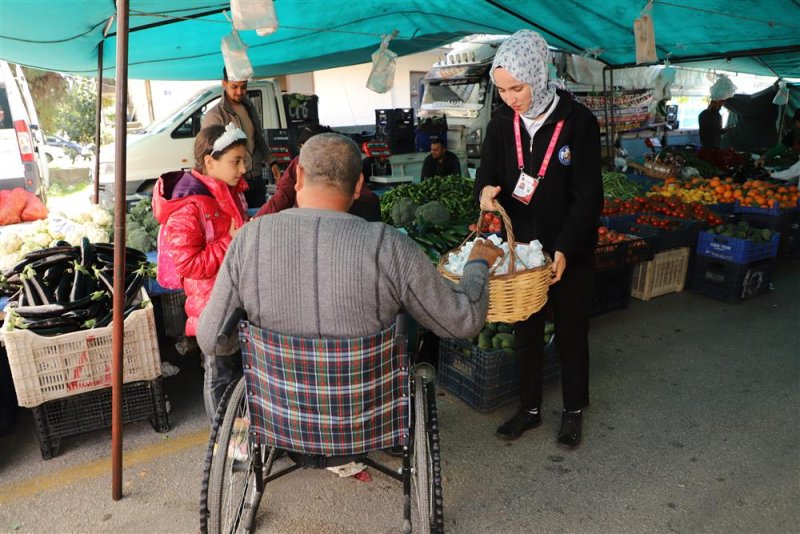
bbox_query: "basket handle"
[469,200,520,275]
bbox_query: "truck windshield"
[422,80,486,112]
[142,89,214,135]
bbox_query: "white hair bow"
[212,122,248,153]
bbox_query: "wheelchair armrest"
[217,307,247,346]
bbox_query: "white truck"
[0,61,49,202]
[94,79,286,206]
[417,40,504,174]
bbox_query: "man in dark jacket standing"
[202,68,271,207]
[420,139,462,179]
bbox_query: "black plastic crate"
[780,222,800,259]
[591,265,633,316]
[689,255,775,303]
[608,215,707,253]
[31,378,170,459]
[438,337,558,412]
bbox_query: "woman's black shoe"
[556,410,582,450]
[496,408,542,440]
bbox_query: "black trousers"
[514,260,593,411]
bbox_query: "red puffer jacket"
[152,169,248,336]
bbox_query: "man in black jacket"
[420,139,461,179]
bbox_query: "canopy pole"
[92,40,104,205]
[602,66,611,164]
[609,67,616,160]
[112,0,129,502]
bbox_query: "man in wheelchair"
[196,132,501,533]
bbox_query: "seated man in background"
[421,139,461,180]
[198,133,501,355]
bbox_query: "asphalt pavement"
[0,258,798,534]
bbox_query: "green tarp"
[0,0,798,80]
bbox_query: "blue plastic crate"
[438,337,557,412]
[734,199,799,217]
[696,230,779,264]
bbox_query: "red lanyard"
[514,113,565,179]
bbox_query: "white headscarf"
[490,30,556,119]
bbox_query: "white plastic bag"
[366,34,398,94]
[773,81,789,106]
[634,6,657,64]
[654,65,676,100]
[710,74,737,101]
[231,0,279,36]
[221,29,253,81]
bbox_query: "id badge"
[512,170,540,205]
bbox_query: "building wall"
[312,50,442,127]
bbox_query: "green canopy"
[0,0,798,80]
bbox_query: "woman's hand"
[550,251,566,285]
[229,219,240,239]
[480,185,501,210]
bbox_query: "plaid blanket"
[240,322,409,456]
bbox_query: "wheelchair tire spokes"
[207,378,265,534]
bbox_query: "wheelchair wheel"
[206,378,263,534]
[411,364,444,533]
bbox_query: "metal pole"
[112,0,129,502]
[602,66,610,163]
[609,68,616,157]
[93,40,104,205]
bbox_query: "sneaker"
[556,410,582,450]
[227,417,250,462]
[496,408,542,440]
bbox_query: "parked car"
[46,133,89,157]
[41,136,68,163]
[0,61,48,202]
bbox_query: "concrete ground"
[0,259,797,534]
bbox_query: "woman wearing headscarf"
[475,30,603,449]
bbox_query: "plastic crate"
[631,247,691,301]
[591,265,633,316]
[608,214,706,253]
[780,223,800,259]
[3,288,162,408]
[696,230,780,264]
[594,235,654,270]
[32,378,170,459]
[689,256,775,303]
[438,337,558,412]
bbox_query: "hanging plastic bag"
[773,81,789,106]
[221,29,253,81]
[634,4,657,64]
[654,65,676,100]
[366,32,398,94]
[230,0,279,36]
[710,74,737,101]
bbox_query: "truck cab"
[94,79,286,206]
[418,41,502,173]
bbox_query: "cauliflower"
[390,198,418,227]
[90,206,113,227]
[0,233,22,255]
[83,224,110,243]
[415,201,451,227]
[31,231,53,248]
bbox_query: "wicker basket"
[437,202,551,323]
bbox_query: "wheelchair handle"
[216,307,247,346]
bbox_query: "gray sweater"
[197,208,490,356]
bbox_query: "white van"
[0,61,49,201]
[94,79,286,205]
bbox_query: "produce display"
[466,321,553,353]
[380,175,478,226]
[442,234,546,276]
[0,188,48,226]
[468,212,502,234]
[0,204,113,274]
[125,198,160,253]
[602,171,643,199]
[648,176,799,210]
[707,220,775,243]
[602,194,725,227]
[2,238,153,335]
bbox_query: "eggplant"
[30,252,79,274]
[124,273,144,307]
[28,273,53,306]
[70,262,90,301]
[24,245,78,262]
[55,269,73,303]
[79,237,95,269]
[20,277,38,306]
[14,293,100,319]
[93,242,148,264]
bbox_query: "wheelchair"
[199,311,444,533]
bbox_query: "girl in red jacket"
[153,123,249,422]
